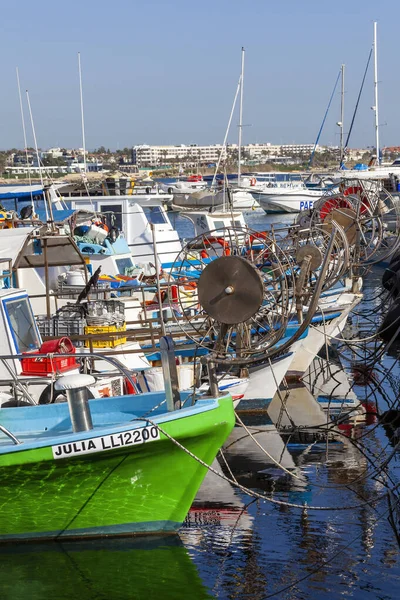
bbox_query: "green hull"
[0,396,234,541]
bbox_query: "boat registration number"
[52,425,160,459]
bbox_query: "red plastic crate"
[21,337,78,376]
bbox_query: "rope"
[135,416,390,512]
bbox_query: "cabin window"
[213,220,226,231]
[115,257,134,275]
[100,204,123,231]
[3,296,41,353]
[143,206,167,225]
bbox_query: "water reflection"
[0,536,212,600]
[183,399,400,598]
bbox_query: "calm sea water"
[1,211,400,599]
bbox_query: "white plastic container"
[143,364,195,392]
[66,270,86,286]
[86,224,108,243]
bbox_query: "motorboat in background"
[171,185,260,212]
[159,174,207,197]
[258,183,326,213]
[244,173,328,213]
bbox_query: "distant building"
[131,142,329,168]
[344,148,370,161]
[132,144,232,168]
[279,144,319,156]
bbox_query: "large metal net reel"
[166,227,295,359]
[278,221,350,293]
[307,178,400,268]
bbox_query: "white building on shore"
[132,142,326,168]
[132,144,233,167]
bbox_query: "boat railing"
[0,340,204,415]
[0,351,138,398]
[0,425,20,445]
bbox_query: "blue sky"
[0,0,397,150]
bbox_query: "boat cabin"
[182,210,246,237]
[69,197,182,267]
[0,288,43,379]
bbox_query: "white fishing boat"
[67,196,182,267]
[181,208,246,237]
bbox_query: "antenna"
[78,52,87,173]
[16,67,34,213]
[237,47,245,187]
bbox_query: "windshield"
[100,204,123,231]
[143,206,167,225]
[4,296,41,353]
[116,257,135,275]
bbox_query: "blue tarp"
[34,208,75,222]
[0,185,44,200]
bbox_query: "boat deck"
[0,392,224,452]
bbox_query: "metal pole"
[340,64,345,157]
[44,185,55,230]
[237,47,245,187]
[43,238,51,319]
[373,22,380,165]
[160,336,181,411]
[211,75,242,188]
[26,90,48,221]
[205,357,219,398]
[16,67,34,214]
[150,222,166,336]
[78,52,87,174]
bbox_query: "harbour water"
[0,210,399,599]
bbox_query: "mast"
[16,68,34,213]
[211,75,241,188]
[26,90,49,221]
[339,64,345,158]
[237,47,245,187]
[78,52,87,173]
[25,91,43,189]
[373,22,380,165]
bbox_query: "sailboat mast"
[339,64,345,157]
[78,52,87,173]
[237,47,245,187]
[373,21,380,165]
[211,74,241,188]
[16,68,34,212]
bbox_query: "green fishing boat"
[0,388,234,541]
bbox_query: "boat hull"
[257,190,323,213]
[0,395,234,541]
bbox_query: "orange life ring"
[246,232,269,259]
[204,237,231,256]
[250,177,257,187]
